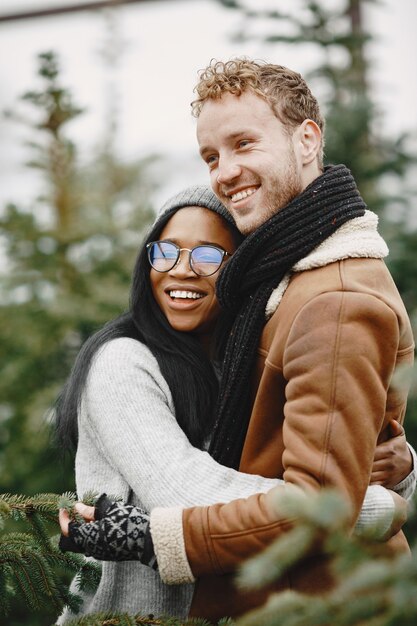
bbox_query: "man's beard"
[266,146,303,212]
[239,150,303,234]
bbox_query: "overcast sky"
[0,0,416,209]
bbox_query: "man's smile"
[228,186,259,203]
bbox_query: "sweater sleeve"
[81,337,278,510]
[390,443,417,501]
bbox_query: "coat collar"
[265,210,388,320]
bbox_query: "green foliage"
[235,489,417,626]
[43,490,417,626]
[0,46,158,626]
[237,490,351,590]
[0,486,234,624]
[0,492,100,618]
[0,49,157,504]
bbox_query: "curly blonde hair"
[192,58,325,167]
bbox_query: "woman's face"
[150,206,237,336]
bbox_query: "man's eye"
[238,140,251,148]
[206,155,218,167]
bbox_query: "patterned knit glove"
[59,494,157,569]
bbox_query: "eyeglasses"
[146,241,230,277]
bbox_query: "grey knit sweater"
[59,335,416,622]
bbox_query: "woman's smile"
[164,285,207,308]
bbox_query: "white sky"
[0,0,416,210]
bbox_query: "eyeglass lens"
[148,242,224,276]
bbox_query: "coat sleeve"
[150,291,409,582]
[80,337,278,511]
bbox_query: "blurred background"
[0,1,416,623]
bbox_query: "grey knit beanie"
[155,185,235,226]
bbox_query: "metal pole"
[0,0,170,23]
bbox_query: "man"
[61,59,415,620]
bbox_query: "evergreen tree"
[0,492,100,618]
[0,491,235,625]
[235,489,417,626]
[3,488,417,626]
[0,50,156,624]
[0,51,155,498]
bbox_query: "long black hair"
[55,206,241,452]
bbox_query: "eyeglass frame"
[146,240,231,277]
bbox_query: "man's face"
[197,91,304,235]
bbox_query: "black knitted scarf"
[208,164,367,469]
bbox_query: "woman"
[57,185,415,621]
[56,185,281,621]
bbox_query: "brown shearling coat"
[184,256,414,620]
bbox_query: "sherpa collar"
[265,210,388,319]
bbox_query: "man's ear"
[298,119,321,165]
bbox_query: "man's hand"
[58,494,157,568]
[371,420,413,488]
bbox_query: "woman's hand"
[58,494,157,568]
[371,420,413,488]
[59,502,95,536]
